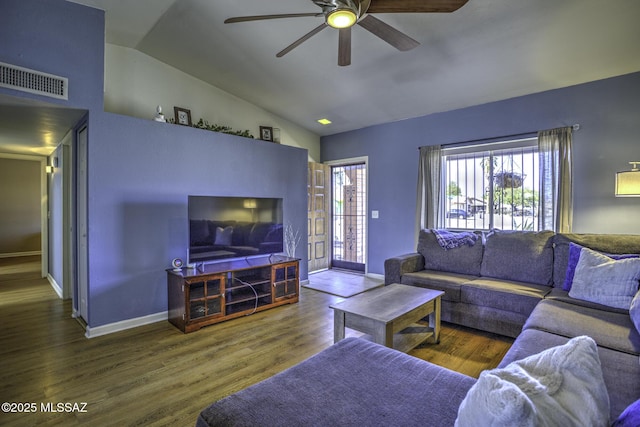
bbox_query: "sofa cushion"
[569,247,640,310]
[196,338,476,427]
[499,329,640,422]
[461,278,550,315]
[456,336,609,427]
[562,242,639,291]
[523,299,640,355]
[553,233,640,288]
[545,287,629,314]
[443,301,529,338]
[401,270,476,302]
[480,230,554,286]
[417,229,483,276]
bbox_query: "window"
[417,127,572,234]
[443,138,540,231]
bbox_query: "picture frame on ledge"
[174,107,192,126]
[260,126,273,142]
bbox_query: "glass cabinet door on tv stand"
[186,274,225,321]
[273,261,298,302]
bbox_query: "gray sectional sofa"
[386,229,557,338]
[196,230,640,426]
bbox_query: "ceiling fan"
[225,0,468,66]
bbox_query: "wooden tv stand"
[167,255,299,333]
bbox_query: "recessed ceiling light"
[317,118,332,125]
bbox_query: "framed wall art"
[174,107,192,126]
[260,126,273,142]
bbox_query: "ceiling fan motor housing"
[313,0,366,27]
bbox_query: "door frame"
[73,123,89,323]
[325,156,369,274]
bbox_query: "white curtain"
[538,127,573,232]
[416,145,442,240]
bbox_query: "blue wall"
[1,0,309,329]
[322,72,640,275]
[0,0,104,110]
[88,113,308,326]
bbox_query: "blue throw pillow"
[563,243,639,291]
[630,291,640,334]
[612,398,640,427]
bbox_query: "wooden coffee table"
[330,284,444,353]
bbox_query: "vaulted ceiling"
[69,0,640,136]
[3,0,640,157]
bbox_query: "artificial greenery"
[169,117,254,139]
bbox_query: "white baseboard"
[85,311,168,339]
[365,272,384,281]
[0,251,41,259]
[85,278,311,338]
[47,274,63,298]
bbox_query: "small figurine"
[154,105,166,122]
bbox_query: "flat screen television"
[188,195,284,264]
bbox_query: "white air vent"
[0,62,68,100]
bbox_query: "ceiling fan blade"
[225,13,321,24]
[357,15,419,51]
[367,0,468,13]
[276,23,328,58]
[338,28,351,66]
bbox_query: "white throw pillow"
[455,336,609,427]
[569,247,640,310]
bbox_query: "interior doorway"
[330,161,367,272]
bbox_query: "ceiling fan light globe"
[327,9,357,28]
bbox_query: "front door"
[331,163,366,272]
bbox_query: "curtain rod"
[419,124,580,150]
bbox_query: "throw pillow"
[569,247,640,310]
[455,336,609,427]
[612,398,640,427]
[214,226,233,246]
[630,291,640,334]
[563,243,639,291]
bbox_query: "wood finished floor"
[0,258,512,426]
